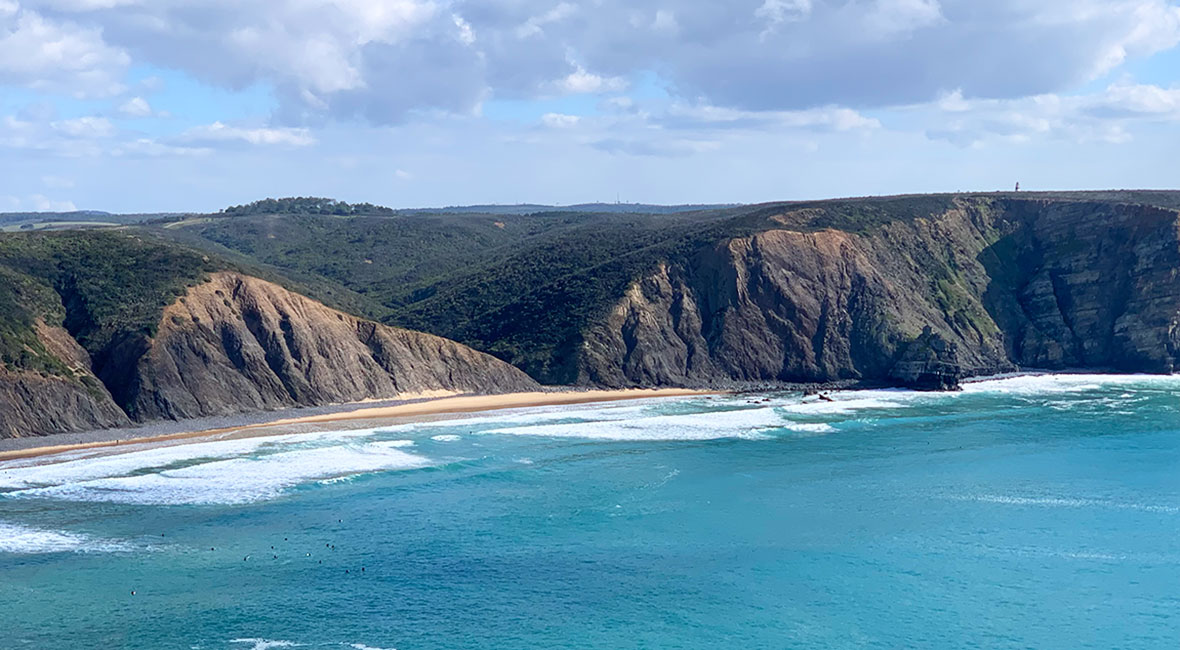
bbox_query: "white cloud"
[651,9,678,33]
[2,191,78,211]
[516,2,576,38]
[541,112,580,128]
[664,104,881,132]
[179,121,315,147]
[555,65,626,95]
[117,95,152,117]
[9,0,1179,122]
[864,0,942,35]
[51,116,114,138]
[112,137,210,157]
[592,137,721,157]
[29,193,76,211]
[35,0,140,9]
[452,13,475,45]
[1087,82,1180,117]
[0,4,129,96]
[920,83,1180,147]
[756,0,812,26]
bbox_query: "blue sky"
[2,0,1180,213]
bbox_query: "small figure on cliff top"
[1015,182,1020,192]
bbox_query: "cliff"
[5,194,1178,436]
[112,273,538,421]
[0,322,130,437]
[0,269,537,438]
[578,198,1180,388]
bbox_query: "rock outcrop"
[5,195,1179,437]
[1,273,538,437]
[0,323,130,438]
[109,273,539,421]
[579,198,1180,388]
[888,327,962,391]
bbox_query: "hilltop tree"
[221,197,396,216]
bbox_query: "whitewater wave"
[230,640,298,650]
[9,444,433,506]
[0,437,289,490]
[450,401,666,428]
[961,373,1180,395]
[782,422,838,435]
[482,406,787,441]
[0,427,401,491]
[777,394,915,415]
[0,521,130,554]
[947,493,1179,514]
[372,440,415,448]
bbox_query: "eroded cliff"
[580,198,1180,388]
[0,272,538,437]
[0,322,129,438]
[114,273,538,421]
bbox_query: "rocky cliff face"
[111,273,538,421]
[580,198,1180,388]
[0,323,129,438]
[1,273,538,437]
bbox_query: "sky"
[3,0,1180,213]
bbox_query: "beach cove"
[2,374,1178,649]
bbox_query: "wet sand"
[0,388,714,462]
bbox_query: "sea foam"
[961,373,1180,395]
[0,521,129,554]
[9,444,432,506]
[0,436,290,490]
[482,406,786,441]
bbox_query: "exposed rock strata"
[0,323,129,438]
[580,199,1180,388]
[112,273,539,421]
[2,273,538,437]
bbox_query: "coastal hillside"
[0,232,537,438]
[150,192,1180,387]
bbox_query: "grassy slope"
[137,190,1180,382]
[143,196,965,381]
[0,231,220,377]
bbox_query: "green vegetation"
[221,197,396,217]
[136,192,1045,381]
[0,231,220,375]
[146,203,778,381]
[0,266,70,374]
[7,190,1177,384]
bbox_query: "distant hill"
[145,190,1180,386]
[399,203,741,215]
[0,211,178,232]
[4,189,1180,436]
[0,230,534,437]
[221,197,395,217]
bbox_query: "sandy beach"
[0,388,714,463]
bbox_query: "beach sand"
[0,388,714,463]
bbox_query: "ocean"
[1,375,1178,649]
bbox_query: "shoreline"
[2,369,1170,464]
[0,388,714,463]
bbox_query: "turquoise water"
[2,375,1179,649]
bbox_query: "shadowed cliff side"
[0,323,130,437]
[979,201,1180,373]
